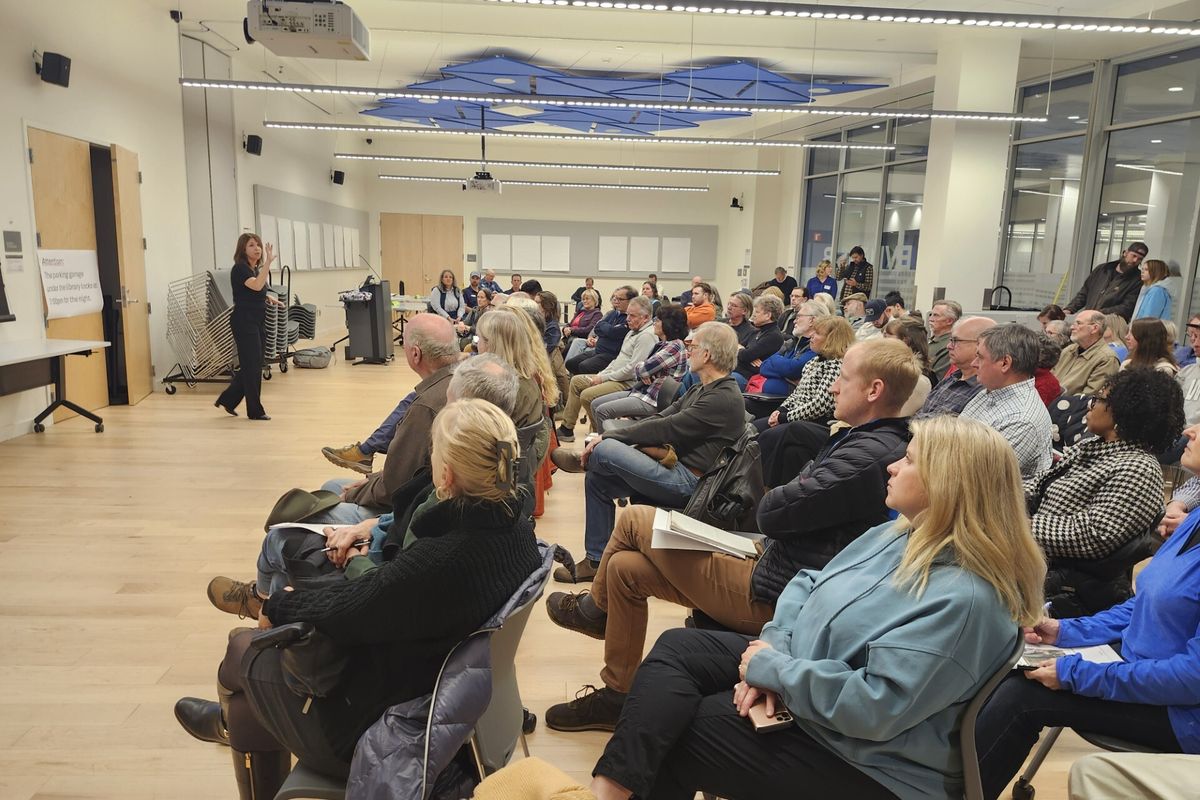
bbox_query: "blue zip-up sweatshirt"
[746,522,1017,800]
[1132,282,1172,320]
[1056,508,1200,752]
[757,337,818,396]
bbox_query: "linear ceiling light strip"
[181,78,1047,122]
[481,0,1200,36]
[265,120,892,149]
[336,152,779,175]
[378,174,710,191]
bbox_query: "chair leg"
[1012,727,1064,799]
[519,732,530,759]
[469,734,487,781]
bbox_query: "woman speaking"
[216,233,280,421]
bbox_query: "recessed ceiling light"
[871,124,881,129]
[1115,163,1184,176]
[493,77,517,85]
[1168,86,1184,92]
[1014,167,1043,171]
[1067,115,1080,120]
[1151,138,1163,143]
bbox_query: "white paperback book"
[266,522,350,536]
[650,508,760,559]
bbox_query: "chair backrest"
[960,634,1025,800]
[470,570,550,772]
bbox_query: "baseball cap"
[469,270,482,279]
[864,299,887,323]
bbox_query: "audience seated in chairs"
[960,324,1053,480]
[976,424,1200,800]
[1033,332,1064,407]
[556,296,657,443]
[566,287,634,375]
[684,281,718,329]
[587,304,690,432]
[541,338,917,733]
[882,316,934,415]
[534,291,564,354]
[1028,368,1184,618]
[454,287,495,349]
[640,280,660,313]
[1053,311,1121,396]
[580,416,1044,800]
[732,294,785,386]
[751,315,852,434]
[549,322,746,583]
[914,316,994,419]
[174,399,543,800]
[562,289,603,356]
[777,286,807,335]
[926,299,961,376]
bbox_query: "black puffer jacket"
[750,416,911,603]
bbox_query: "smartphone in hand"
[747,702,794,733]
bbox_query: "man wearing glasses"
[916,316,995,418]
[1063,241,1150,321]
[1052,310,1121,396]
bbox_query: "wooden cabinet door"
[110,145,153,404]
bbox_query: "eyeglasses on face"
[1087,396,1109,410]
[947,337,977,346]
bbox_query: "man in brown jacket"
[1052,310,1120,396]
[319,314,460,520]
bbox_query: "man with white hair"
[926,300,962,376]
[1052,310,1120,396]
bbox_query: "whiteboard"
[333,226,346,268]
[630,236,659,270]
[512,235,541,271]
[482,234,511,270]
[598,236,628,272]
[661,237,692,273]
[541,236,571,272]
[308,222,324,268]
[322,224,336,269]
[277,217,295,270]
[292,219,309,269]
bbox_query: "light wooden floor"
[0,353,1087,799]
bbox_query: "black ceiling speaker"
[36,52,71,88]
[331,170,346,185]
[244,134,263,156]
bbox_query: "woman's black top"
[230,261,266,316]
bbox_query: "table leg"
[32,352,105,433]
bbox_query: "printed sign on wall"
[38,249,103,319]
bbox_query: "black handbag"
[249,622,350,698]
[683,423,765,532]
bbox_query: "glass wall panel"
[1113,47,1200,125]
[892,117,930,160]
[846,124,888,169]
[835,168,883,263]
[1095,117,1200,272]
[801,174,838,269]
[807,133,842,175]
[1016,71,1093,139]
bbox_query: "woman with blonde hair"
[174,398,542,799]
[1103,313,1130,361]
[753,315,853,430]
[477,306,559,464]
[806,258,837,299]
[586,415,1044,800]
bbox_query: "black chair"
[1011,728,1164,800]
[1045,520,1163,619]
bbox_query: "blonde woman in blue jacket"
[587,415,1046,800]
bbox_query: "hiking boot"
[555,424,575,443]
[321,442,373,474]
[550,448,585,474]
[545,591,607,639]
[545,685,627,732]
[553,558,598,583]
[207,577,263,620]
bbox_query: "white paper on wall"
[291,220,309,270]
[333,226,346,268]
[349,228,361,268]
[38,249,102,319]
[342,225,353,269]
[276,217,295,270]
[481,234,511,270]
[512,235,541,271]
[322,224,336,268]
[308,222,324,268]
[630,236,659,270]
[598,236,628,272]
[661,237,691,273]
[541,236,571,271]
[258,215,278,254]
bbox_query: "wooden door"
[422,215,465,289]
[380,213,426,296]
[27,127,109,421]
[110,145,153,403]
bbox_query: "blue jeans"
[566,338,592,362]
[302,478,381,525]
[583,439,699,562]
[361,391,417,455]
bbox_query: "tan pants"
[591,504,775,693]
[563,375,630,432]
[1069,753,1200,800]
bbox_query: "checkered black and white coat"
[1024,437,1164,560]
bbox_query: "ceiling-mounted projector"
[464,172,502,193]
[245,1,370,60]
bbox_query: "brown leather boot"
[231,749,292,800]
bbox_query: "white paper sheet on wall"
[349,228,361,268]
[276,217,295,270]
[342,226,353,269]
[292,220,309,269]
[630,236,659,270]
[661,237,692,273]
[541,236,571,271]
[512,235,541,271]
[333,226,346,268]
[481,234,511,271]
[308,222,324,268]
[598,236,628,272]
[322,224,335,268]
[258,215,278,254]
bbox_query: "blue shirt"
[1058,509,1200,753]
[806,275,837,298]
[463,284,480,308]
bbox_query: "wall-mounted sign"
[38,248,102,319]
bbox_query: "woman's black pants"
[218,311,266,418]
[594,628,897,800]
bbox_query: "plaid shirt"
[780,356,842,423]
[960,378,1052,478]
[630,339,689,404]
[836,259,875,299]
[915,370,982,419]
[1173,476,1200,511]
[1024,438,1164,559]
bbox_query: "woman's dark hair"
[234,233,263,266]
[438,269,458,290]
[478,287,496,303]
[884,317,930,370]
[1103,368,1184,453]
[520,279,543,294]
[849,245,865,258]
[642,281,659,299]
[655,303,689,341]
[1038,304,1066,322]
[1127,319,1176,369]
[535,290,559,320]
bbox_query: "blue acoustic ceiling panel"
[367,57,886,136]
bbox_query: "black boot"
[174,697,229,745]
[231,749,292,800]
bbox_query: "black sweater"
[262,497,541,761]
